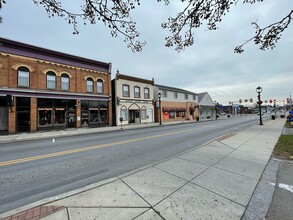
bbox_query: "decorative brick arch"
[59,71,73,78]
[42,68,57,75]
[12,63,34,72]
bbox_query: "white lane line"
[269,182,293,193]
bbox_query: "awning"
[163,107,176,112]
[163,107,186,112]
[176,108,186,112]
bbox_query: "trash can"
[227,115,230,118]
[271,115,275,120]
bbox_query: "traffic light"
[250,98,253,103]
[239,99,242,103]
[269,99,272,103]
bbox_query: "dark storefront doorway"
[0,96,8,135]
[16,97,31,132]
[129,110,140,124]
[67,108,76,128]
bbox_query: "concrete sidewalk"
[0,118,285,220]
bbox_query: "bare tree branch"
[32,0,146,52]
[234,10,293,53]
[0,0,291,53]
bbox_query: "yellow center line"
[0,127,202,167]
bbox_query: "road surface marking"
[269,182,293,193]
[0,127,204,167]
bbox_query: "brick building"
[154,84,199,123]
[0,38,112,134]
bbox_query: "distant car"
[267,111,271,114]
[220,112,226,115]
[280,114,285,118]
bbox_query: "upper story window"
[193,94,196,100]
[17,67,30,87]
[144,88,150,99]
[122,85,129,97]
[185,93,188,100]
[46,71,56,89]
[174,92,178,99]
[87,77,94,92]
[134,86,140,98]
[97,79,104,94]
[162,90,167,98]
[61,73,70,91]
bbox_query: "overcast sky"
[0,0,292,105]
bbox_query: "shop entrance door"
[0,107,8,134]
[67,109,76,128]
[16,97,30,133]
[17,111,30,132]
[129,110,140,124]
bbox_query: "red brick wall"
[0,53,112,133]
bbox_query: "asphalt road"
[0,115,266,214]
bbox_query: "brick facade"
[0,38,112,134]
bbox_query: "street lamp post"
[214,101,218,120]
[158,92,162,125]
[256,86,263,125]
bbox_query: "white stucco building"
[112,72,155,126]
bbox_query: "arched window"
[46,71,56,89]
[61,73,70,91]
[97,79,104,94]
[120,105,127,121]
[17,66,30,87]
[87,77,94,92]
[141,106,147,120]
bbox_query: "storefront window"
[169,111,175,119]
[38,108,52,126]
[100,109,108,123]
[89,108,99,123]
[81,111,89,127]
[55,108,66,125]
[176,111,185,118]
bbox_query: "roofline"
[115,73,154,85]
[154,84,197,95]
[0,37,111,72]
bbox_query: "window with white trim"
[47,71,56,89]
[61,73,70,91]
[87,78,94,92]
[97,79,104,94]
[17,67,30,87]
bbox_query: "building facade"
[112,72,154,126]
[198,92,215,120]
[0,38,112,135]
[154,84,199,122]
